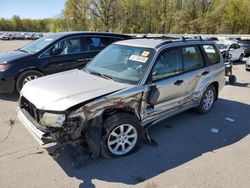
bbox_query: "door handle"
[174,80,184,86]
[201,71,209,76]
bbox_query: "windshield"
[20,34,60,54]
[85,44,155,84]
[216,43,228,49]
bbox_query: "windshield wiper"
[15,48,29,53]
[87,69,114,81]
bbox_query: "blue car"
[0,32,132,93]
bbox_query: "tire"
[228,75,236,85]
[100,113,143,158]
[239,54,243,62]
[246,68,250,72]
[16,70,43,93]
[194,85,216,114]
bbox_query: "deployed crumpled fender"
[69,85,145,157]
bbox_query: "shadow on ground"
[50,98,250,188]
[0,93,19,102]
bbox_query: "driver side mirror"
[50,47,63,56]
[147,84,160,106]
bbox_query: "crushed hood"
[21,69,129,111]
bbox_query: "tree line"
[0,0,250,34]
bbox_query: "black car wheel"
[100,113,143,158]
[16,70,43,92]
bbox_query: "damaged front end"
[18,87,144,158]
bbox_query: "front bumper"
[18,108,45,145]
[0,76,15,93]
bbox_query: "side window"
[202,45,220,64]
[229,44,236,50]
[182,46,204,71]
[152,48,182,81]
[43,37,82,57]
[235,44,240,49]
[85,37,111,51]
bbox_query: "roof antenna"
[199,36,202,40]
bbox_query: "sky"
[0,0,66,19]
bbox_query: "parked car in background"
[0,32,132,93]
[237,39,250,57]
[215,42,244,62]
[204,37,219,41]
[32,33,43,40]
[18,38,225,158]
[24,33,33,40]
[15,33,25,40]
[1,33,13,40]
[246,57,250,71]
[225,36,241,42]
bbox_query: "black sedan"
[0,32,132,93]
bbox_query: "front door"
[40,36,86,74]
[144,48,187,121]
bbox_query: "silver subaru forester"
[18,38,225,158]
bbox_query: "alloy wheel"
[203,89,214,111]
[23,75,39,85]
[107,124,138,156]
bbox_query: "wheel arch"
[14,68,45,91]
[15,68,44,80]
[101,107,141,122]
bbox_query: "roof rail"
[155,36,206,49]
[137,34,179,40]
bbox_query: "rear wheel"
[100,113,143,158]
[195,85,216,114]
[16,70,43,92]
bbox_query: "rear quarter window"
[202,45,220,65]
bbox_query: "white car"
[216,42,244,62]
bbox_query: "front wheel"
[101,113,143,158]
[16,70,43,92]
[195,85,216,114]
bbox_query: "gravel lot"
[0,40,249,188]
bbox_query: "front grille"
[20,97,42,122]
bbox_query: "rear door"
[228,44,238,61]
[82,36,125,63]
[180,45,209,104]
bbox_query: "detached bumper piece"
[18,108,55,145]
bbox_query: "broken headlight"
[40,113,66,128]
